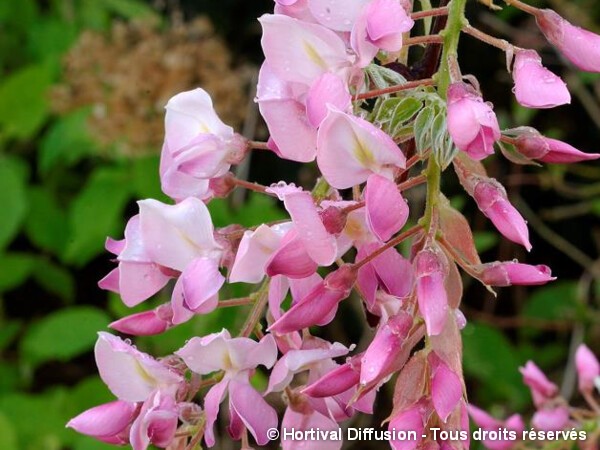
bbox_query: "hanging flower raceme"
[69,0,600,447]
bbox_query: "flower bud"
[514,133,600,163]
[512,49,570,109]
[575,344,600,394]
[477,261,555,286]
[414,246,449,336]
[536,9,600,73]
[447,82,500,160]
[520,361,558,407]
[472,178,531,251]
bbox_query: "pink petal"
[473,180,531,251]
[109,307,171,336]
[317,108,405,189]
[265,229,319,278]
[513,50,570,109]
[307,0,368,31]
[281,407,342,450]
[228,378,279,446]
[203,379,230,447]
[360,313,412,385]
[447,83,500,160]
[430,356,462,422]
[129,390,178,450]
[267,343,349,393]
[259,14,352,86]
[364,0,413,51]
[531,406,570,431]
[95,332,182,402]
[575,344,600,393]
[520,361,558,406]
[164,88,232,152]
[230,223,289,283]
[284,191,337,266]
[365,174,409,242]
[175,330,232,374]
[539,137,600,163]
[305,72,352,128]
[181,257,224,312]
[389,403,425,450]
[303,359,361,398]
[118,262,172,307]
[67,400,137,438]
[227,333,278,371]
[537,9,600,73]
[415,249,449,336]
[159,143,211,202]
[138,197,221,271]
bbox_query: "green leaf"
[0,157,28,249]
[64,167,131,265]
[32,259,76,303]
[0,363,20,394]
[0,412,18,450]
[0,389,73,450]
[0,253,36,292]
[413,105,435,155]
[365,64,407,89]
[20,306,110,367]
[70,376,113,413]
[39,108,96,174]
[463,322,528,409]
[26,17,77,61]
[103,0,160,21]
[0,320,21,351]
[24,186,69,256]
[0,62,55,140]
[520,281,579,337]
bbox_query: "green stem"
[238,280,270,338]
[422,0,468,232]
[436,0,468,98]
[422,157,441,233]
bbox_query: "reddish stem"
[354,225,422,270]
[356,78,436,100]
[411,6,450,20]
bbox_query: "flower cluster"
[469,344,600,449]
[68,0,600,449]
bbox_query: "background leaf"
[20,306,110,367]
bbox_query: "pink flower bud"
[515,133,600,163]
[414,246,449,336]
[319,206,348,235]
[67,400,137,445]
[575,344,600,394]
[303,357,361,398]
[512,50,570,109]
[109,304,172,336]
[520,361,558,407]
[531,405,570,432]
[360,312,412,386]
[269,265,356,333]
[536,9,600,73]
[472,178,532,251]
[447,82,500,160]
[477,261,555,286]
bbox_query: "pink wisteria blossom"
[447,82,501,160]
[176,330,278,446]
[536,8,600,73]
[512,49,570,108]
